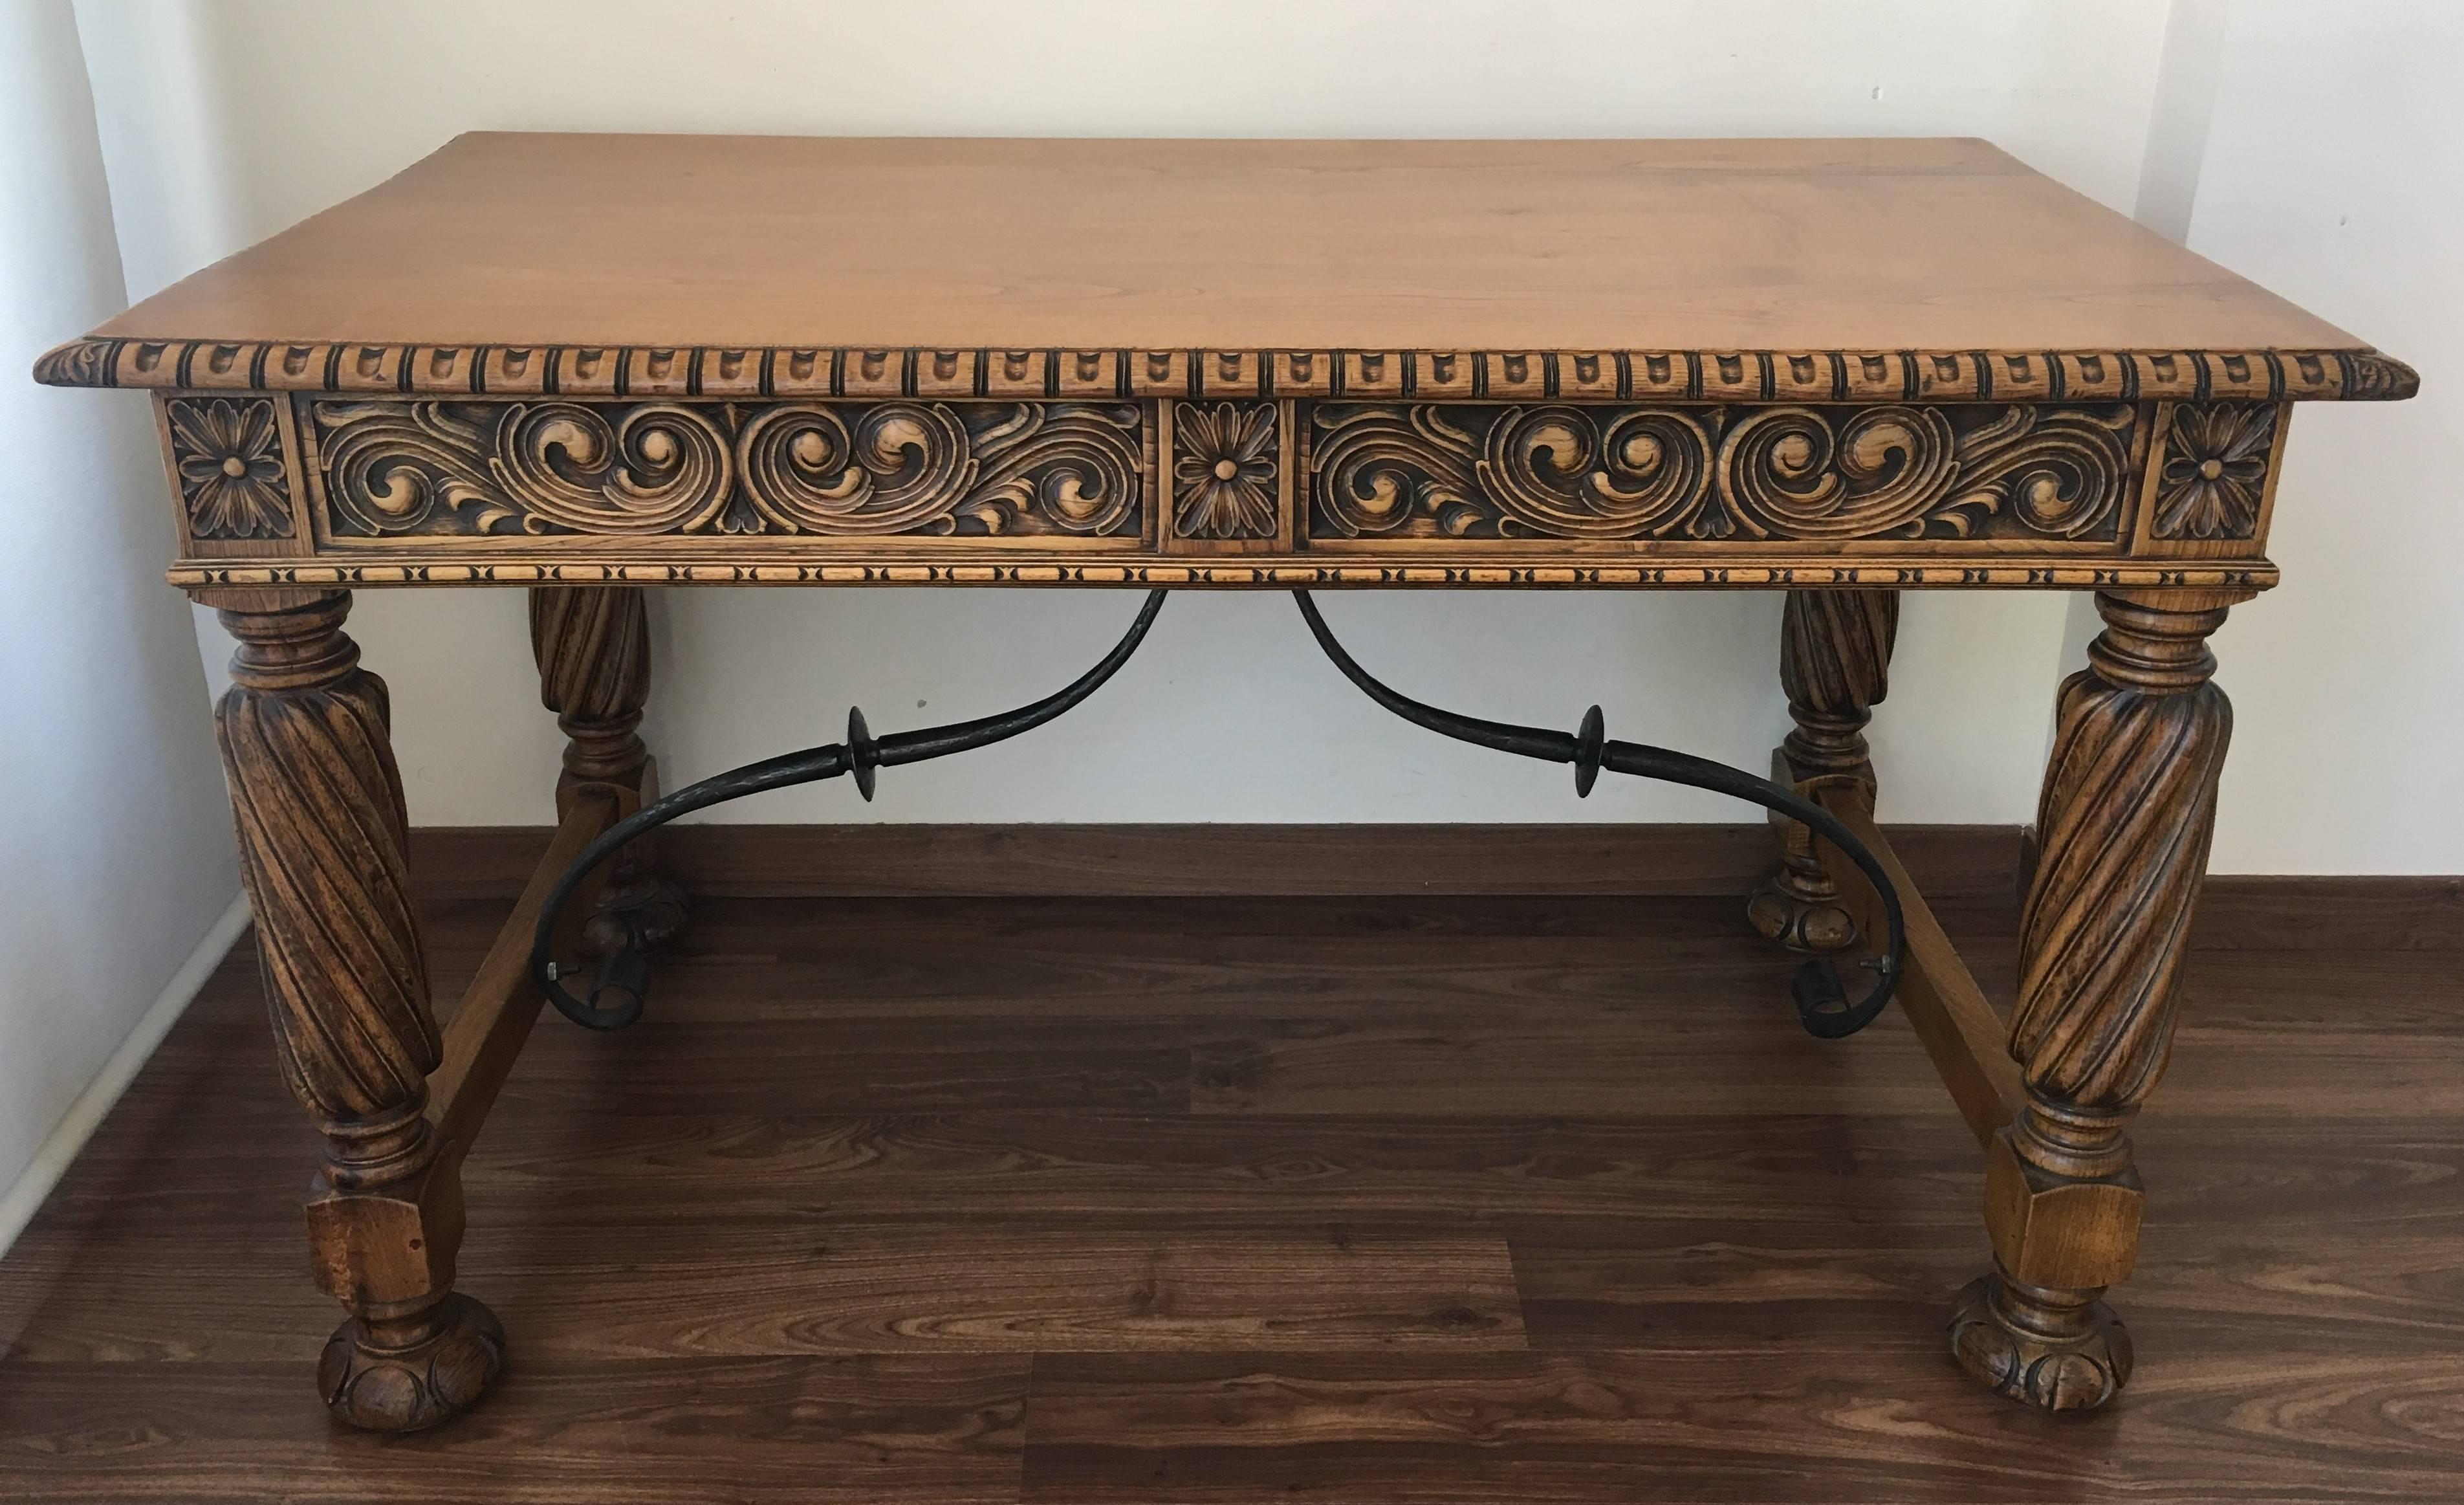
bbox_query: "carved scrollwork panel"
[1309,402,2139,544]
[307,399,1142,540]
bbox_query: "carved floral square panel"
[1172,401,1280,540]
[168,396,294,540]
[2153,404,2275,540]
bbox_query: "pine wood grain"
[86,136,2362,355]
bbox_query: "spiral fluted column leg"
[212,589,502,1431]
[1747,588,1899,951]
[529,585,687,958]
[1949,589,2239,1412]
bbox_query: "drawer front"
[146,385,2285,593]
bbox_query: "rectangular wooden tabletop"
[31,134,2418,597]
[76,133,2370,358]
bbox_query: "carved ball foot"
[1746,864,1859,954]
[1949,1271,2133,1414]
[319,1293,505,1432]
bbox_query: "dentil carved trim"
[1172,401,1280,539]
[1311,403,2137,544]
[307,399,1143,540]
[2152,404,2275,540]
[169,396,295,539]
[35,337,2420,402]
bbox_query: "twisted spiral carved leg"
[1951,589,2236,1413]
[1747,589,1899,951]
[530,586,688,963]
[211,589,503,1431]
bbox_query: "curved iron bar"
[1292,591,1904,1038]
[529,589,1170,1030]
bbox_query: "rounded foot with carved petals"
[1746,864,1859,954]
[319,1293,505,1431]
[1949,1271,2133,1414]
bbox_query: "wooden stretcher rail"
[426,787,624,1163]
[1811,782,2020,1145]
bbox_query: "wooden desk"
[36,134,2416,1431]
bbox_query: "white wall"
[63,1,2453,871]
[0,0,242,1243]
[2183,3,2464,873]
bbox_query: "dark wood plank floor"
[3,850,2460,1502]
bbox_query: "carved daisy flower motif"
[2154,404,2274,540]
[1173,402,1278,538]
[169,397,293,538]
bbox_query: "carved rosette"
[311,399,1142,539]
[1311,402,2135,543]
[1172,401,1280,539]
[213,594,437,1191]
[168,396,294,539]
[2153,404,2275,540]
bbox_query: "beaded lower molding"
[162,560,2281,591]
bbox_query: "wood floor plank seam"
[3,883,2459,1501]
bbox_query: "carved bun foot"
[582,875,691,959]
[319,1293,505,1432]
[1746,864,1859,954]
[1949,1270,2133,1414]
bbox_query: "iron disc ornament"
[1291,591,1904,1038]
[530,589,1169,1029]
[532,587,1902,1040]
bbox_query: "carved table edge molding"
[33,337,2422,404]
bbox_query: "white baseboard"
[0,890,251,1258]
